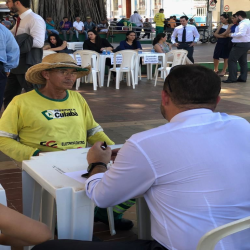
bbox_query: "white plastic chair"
[154,50,188,86]
[74,50,100,91]
[42,50,56,59]
[0,184,11,250]
[107,50,137,90]
[196,216,250,250]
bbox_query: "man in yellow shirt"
[154,8,165,35]
[0,53,134,230]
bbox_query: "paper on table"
[64,170,88,184]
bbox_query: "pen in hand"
[101,141,107,150]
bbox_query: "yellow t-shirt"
[0,89,114,161]
[154,13,165,27]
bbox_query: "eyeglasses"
[48,69,78,77]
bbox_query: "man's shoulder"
[10,90,37,105]
[68,90,86,102]
[28,11,44,21]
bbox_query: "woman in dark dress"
[213,14,231,76]
[119,31,142,51]
[83,29,113,53]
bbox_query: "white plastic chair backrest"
[42,50,56,59]
[196,216,250,250]
[73,50,100,71]
[113,50,137,70]
[165,50,188,68]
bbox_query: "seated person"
[119,31,142,51]
[153,33,171,53]
[142,18,152,39]
[33,65,250,250]
[84,17,97,31]
[43,33,73,53]
[1,19,12,29]
[60,17,73,41]
[0,204,52,248]
[73,16,88,41]
[97,19,109,33]
[0,53,133,231]
[110,18,118,30]
[188,18,197,27]
[45,17,59,41]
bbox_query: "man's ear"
[216,96,221,104]
[41,70,50,80]
[161,90,171,107]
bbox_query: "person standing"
[213,14,231,76]
[0,24,19,110]
[60,17,73,42]
[171,16,200,63]
[129,11,143,39]
[4,0,45,109]
[223,11,250,83]
[154,8,165,35]
[73,16,88,41]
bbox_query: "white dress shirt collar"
[170,108,213,123]
[19,9,32,20]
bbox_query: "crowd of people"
[1,0,250,249]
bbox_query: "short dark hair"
[159,8,164,12]
[180,16,188,21]
[63,17,68,20]
[234,11,246,18]
[134,11,138,13]
[220,13,229,19]
[13,0,30,8]
[163,65,221,110]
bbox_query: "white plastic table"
[22,146,120,242]
[135,52,166,85]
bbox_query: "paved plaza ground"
[0,42,250,242]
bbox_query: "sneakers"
[95,217,134,230]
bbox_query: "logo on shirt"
[41,109,79,120]
[40,141,58,148]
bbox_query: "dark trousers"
[228,42,250,81]
[0,64,7,110]
[133,27,141,38]
[142,28,151,39]
[32,239,168,250]
[4,73,33,109]
[178,42,194,63]
[62,30,74,41]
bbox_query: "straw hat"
[26,53,91,85]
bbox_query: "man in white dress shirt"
[171,16,200,63]
[73,16,88,41]
[129,11,143,39]
[223,10,250,83]
[4,0,45,108]
[33,65,250,250]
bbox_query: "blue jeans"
[45,29,59,41]
[75,30,88,41]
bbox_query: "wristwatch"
[82,162,107,177]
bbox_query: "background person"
[84,17,97,31]
[0,23,19,110]
[60,17,73,42]
[45,17,59,42]
[223,10,250,83]
[213,14,231,76]
[43,33,73,53]
[73,16,88,41]
[153,33,171,53]
[119,31,142,51]
[4,0,46,109]
[171,15,200,63]
[154,8,165,35]
[33,64,250,250]
[142,18,152,39]
[129,11,143,39]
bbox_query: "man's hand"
[189,42,196,47]
[5,72,10,77]
[48,30,52,34]
[87,142,112,164]
[174,43,179,47]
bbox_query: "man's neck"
[18,7,29,15]
[39,86,67,100]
